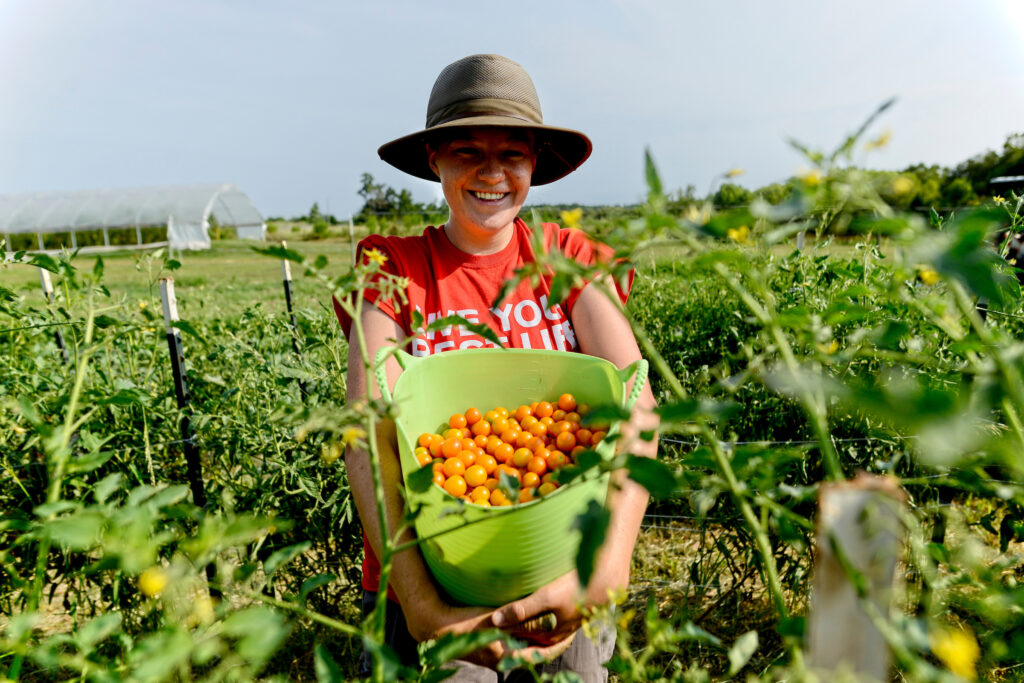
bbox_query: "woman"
[340,54,657,681]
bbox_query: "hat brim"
[377,116,592,186]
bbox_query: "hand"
[491,571,586,647]
[402,599,510,669]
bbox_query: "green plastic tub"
[375,347,647,606]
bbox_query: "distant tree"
[941,177,977,208]
[714,182,753,208]
[756,183,789,205]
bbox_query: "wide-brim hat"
[378,54,592,186]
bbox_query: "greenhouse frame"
[0,183,266,253]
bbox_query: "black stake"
[280,241,307,397]
[39,268,69,365]
[160,278,218,593]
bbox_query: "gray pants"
[358,590,615,682]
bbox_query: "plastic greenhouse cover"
[0,183,264,234]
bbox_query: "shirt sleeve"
[332,234,404,339]
[552,224,634,318]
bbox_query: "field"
[3,149,1024,682]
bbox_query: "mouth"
[470,191,509,202]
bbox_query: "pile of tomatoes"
[415,393,607,507]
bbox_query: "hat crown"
[426,54,543,127]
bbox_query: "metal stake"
[39,268,70,365]
[280,241,307,397]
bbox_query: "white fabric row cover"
[0,183,265,250]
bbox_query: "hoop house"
[0,183,265,253]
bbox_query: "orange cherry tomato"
[556,431,576,452]
[441,437,462,459]
[427,434,445,457]
[522,471,541,488]
[529,422,547,439]
[474,498,492,507]
[512,448,533,468]
[490,489,511,506]
[484,477,499,491]
[473,434,489,448]
[444,475,467,497]
[470,485,491,501]
[471,419,492,437]
[557,393,577,412]
[591,430,607,445]
[515,431,533,448]
[495,407,509,419]
[571,445,586,458]
[465,407,482,425]
[433,471,446,487]
[515,405,533,421]
[449,413,467,429]
[494,442,514,463]
[415,447,433,467]
[465,464,488,488]
[458,449,477,468]
[552,409,566,422]
[485,435,502,454]
[418,433,434,448]
[479,454,498,475]
[484,409,500,423]
[442,428,462,440]
[499,427,520,444]
[565,412,581,424]
[538,481,558,496]
[519,487,537,503]
[547,451,568,469]
[491,417,510,435]
[520,415,539,430]
[527,455,548,475]
[575,429,593,447]
[442,458,466,478]
[534,401,553,419]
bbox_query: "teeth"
[473,191,506,200]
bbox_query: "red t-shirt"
[334,217,632,593]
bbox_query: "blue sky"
[2,0,1022,219]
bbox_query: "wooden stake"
[806,473,906,682]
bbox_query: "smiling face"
[427,127,537,254]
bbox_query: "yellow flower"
[364,248,388,266]
[864,129,892,151]
[799,169,823,187]
[138,300,148,310]
[917,266,940,286]
[341,427,367,447]
[560,208,583,229]
[994,196,1007,205]
[891,175,914,196]
[725,168,745,178]
[931,627,980,679]
[727,225,750,243]
[684,204,711,225]
[138,567,168,597]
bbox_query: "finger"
[517,611,558,633]
[492,594,540,627]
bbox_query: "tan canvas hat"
[377,54,592,186]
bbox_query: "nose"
[477,153,504,182]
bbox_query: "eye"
[452,146,480,158]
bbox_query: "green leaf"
[92,256,104,280]
[314,643,344,683]
[424,314,504,347]
[93,314,118,329]
[644,148,663,198]
[573,500,610,587]
[625,456,678,498]
[264,541,312,578]
[93,473,123,505]
[74,612,122,650]
[172,320,206,344]
[408,462,436,493]
[300,573,337,606]
[221,606,291,663]
[165,258,181,271]
[419,629,510,667]
[29,254,62,273]
[98,387,150,406]
[252,244,304,264]
[727,630,758,675]
[45,512,105,549]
